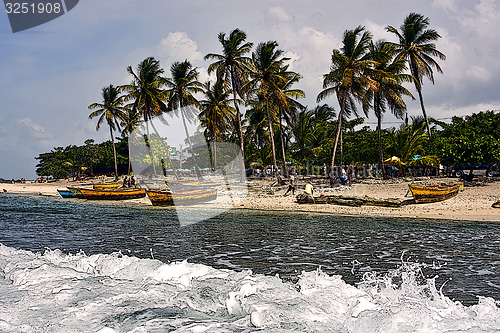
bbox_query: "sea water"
[0,193,499,332]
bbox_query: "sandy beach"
[1,177,499,222]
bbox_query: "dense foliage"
[34,16,499,178]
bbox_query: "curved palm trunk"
[279,111,288,177]
[109,125,119,180]
[144,121,157,175]
[411,65,432,138]
[231,70,246,182]
[375,98,387,179]
[266,99,279,182]
[330,93,347,179]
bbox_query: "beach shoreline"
[1,177,499,222]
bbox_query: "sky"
[1,0,499,179]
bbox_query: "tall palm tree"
[122,57,168,175]
[386,12,446,138]
[365,40,414,178]
[88,84,127,180]
[245,41,292,181]
[199,80,236,169]
[317,26,375,176]
[205,29,253,168]
[165,60,204,178]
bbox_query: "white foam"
[0,243,498,332]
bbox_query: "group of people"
[283,174,315,204]
[121,176,136,188]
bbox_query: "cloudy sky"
[1,0,499,179]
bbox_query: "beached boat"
[408,182,461,204]
[146,188,217,206]
[57,189,76,198]
[493,200,500,208]
[71,187,146,200]
[93,183,122,190]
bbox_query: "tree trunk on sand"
[231,70,246,182]
[109,125,119,180]
[266,99,279,183]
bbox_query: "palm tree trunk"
[109,125,119,180]
[180,108,202,180]
[231,71,246,181]
[376,102,387,179]
[411,66,432,138]
[266,99,279,182]
[416,87,431,138]
[330,93,347,177]
[144,121,157,175]
[279,111,288,177]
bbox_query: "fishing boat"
[93,183,122,190]
[70,187,146,200]
[146,188,218,206]
[493,200,500,208]
[408,182,461,203]
[57,189,76,198]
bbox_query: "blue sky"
[1,0,499,179]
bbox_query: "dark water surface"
[0,193,498,306]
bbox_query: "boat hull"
[93,183,122,190]
[73,188,146,200]
[57,189,75,198]
[409,184,460,203]
[146,189,217,206]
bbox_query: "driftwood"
[296,194,402,207]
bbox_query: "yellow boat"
[93,183,122,190]
[75,187,146,200]
[409,182,461,203]
[146,188,217,206]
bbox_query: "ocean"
[0,193,499,332]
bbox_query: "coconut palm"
[365,40,414,178]
[386,12,446,138]
[317,26,375,176]
[245,41,292,181]
[199,80,236,169]
[88,84,127,180]
[205,29,253,167]
[122,57,168,175]
[165,60,204,178]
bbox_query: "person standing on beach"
[284,175,296,196]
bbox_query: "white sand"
[2,178,499,221]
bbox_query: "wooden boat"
[408,183,461,203]
[146,188,217,206]
[492,200,500,208]
[93,183,121,190]
[71,187,146,200]
[57,189,76,198]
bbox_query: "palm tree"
[88,84,127,180]
[245,41,292,181]
[122,57,168,175]
[317,26,375,177]
[365,40,414,178]
[386,12,446,138]
[205,29,253,168]
[199,80,236,169]
[165,60,204,178]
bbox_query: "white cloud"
[17,117,53,140]
[157,31,212,83]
